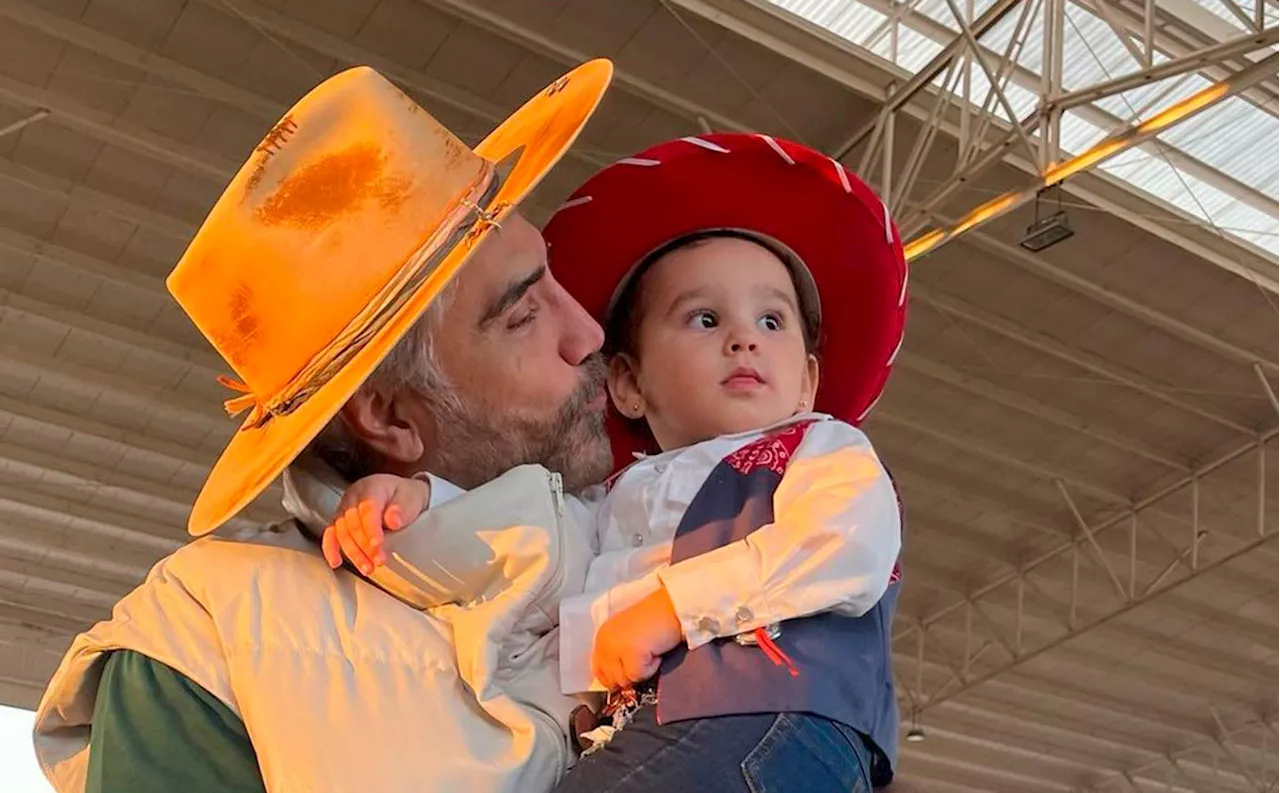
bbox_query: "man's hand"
[591,587,683,690]
[320,474,431,574]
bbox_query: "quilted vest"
[34,464,590,793]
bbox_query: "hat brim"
[542,133,908,468]
[188,59,613,537]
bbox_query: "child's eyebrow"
[758,285,801,311]
[665,288,710,315]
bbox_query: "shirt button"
[735,606,753,624]
[697,616,719,634]
[631,533,644,547]
[654,462,667,474]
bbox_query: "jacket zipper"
[549,471,565,516]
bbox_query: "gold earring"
[632,403,642,414]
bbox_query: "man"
[34,61,616,793]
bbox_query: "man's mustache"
[567,353,607,412]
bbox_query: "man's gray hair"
[306,284,458,482]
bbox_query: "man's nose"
[556,282,605,364]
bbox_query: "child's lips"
[722,367,765,389]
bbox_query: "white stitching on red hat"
[857,390,883,423]
[556,195,593,212]
[828,157,852,193]
[680,136,730,153]
[758,134,795,164]
[887,332,904,366]
[882,200,893,244]
[618,157,661,166]
[898,263,909,307]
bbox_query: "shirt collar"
[631,411,831,463]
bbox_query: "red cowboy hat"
[543,132,907,469]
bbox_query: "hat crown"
[167,67,489,402]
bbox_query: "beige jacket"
[34,464,594,793]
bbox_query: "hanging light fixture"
[1021,186,1074,252]
[905,710,927,743]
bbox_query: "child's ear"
[801,354,820,410]
[607,354,646,419]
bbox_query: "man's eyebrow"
[478,265,546,329]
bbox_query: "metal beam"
[925,224,1279,375]
[831,0,1024,157]
[903,53,1279,261]
[666,0,1279,279]
[1090,711,1280,793]
[896,429,1277,652]
[884,466,1070,540]
[943,0,1041,162]
[418,0,748,134]
[1053,25,1279,110]
[0,108,48,140]
[1110,0,1278,112]
[1059,172,1279,293]
[0,1,280,121]
[192,0,610,170]
[0,440,221,525]
[0,155,195,239]
[849,0,1279,218]
[0,481,187,557]
[0,340,218,430]
[0,72,238,181]
[921,528,1277,713]
[876,408,1135,506]
[913,285,1257,436]
[895,351,1191,471]
[0,285,222,373]
[0,225,165,296]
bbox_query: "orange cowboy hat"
[168,61,613,536]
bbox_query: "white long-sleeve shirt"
[418,413,901,696]
[557,413,901,694]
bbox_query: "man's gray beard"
[424,355,613,493]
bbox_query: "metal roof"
[770,0,1280,255]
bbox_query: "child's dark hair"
[605,230,822,360]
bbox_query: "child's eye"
[686,310,718,329]
[759,313,783,332]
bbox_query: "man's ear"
[607,354,645,419]
[339,389,428,468]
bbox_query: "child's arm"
[658,419,901,650]
[320,473,432,573]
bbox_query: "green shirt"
[87,650,266,793]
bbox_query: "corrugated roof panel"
[1094,71,1206,121]
[1058,2,1143,90]
[784,0,856,26]
[1160,96,1280,200]
[1186,0,1254,31]
[1059,111,1109,151]
[855,12,946,70]
[826,1,888,41]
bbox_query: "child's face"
[609,236,819,451]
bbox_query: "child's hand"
[320,474,431,574]
[591,587,683,690]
